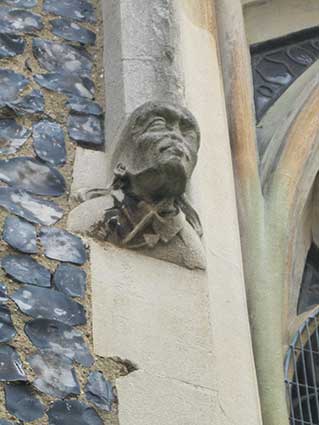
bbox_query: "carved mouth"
[158,144,190,161]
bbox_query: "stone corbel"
[68,101,206,270]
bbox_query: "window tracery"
[285,310,319,425]
[251,27,319,121]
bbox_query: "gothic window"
[298,244,319,316]
[251,27,319,122]
[285,310,319,424]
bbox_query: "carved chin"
[127,159,188,201]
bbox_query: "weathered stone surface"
[33,120,66,166]
[90,242,214,387]
[0,345,27,381]
[0,119,30,155]
[0,34,25,58]
[0,188,64,225]
[33,38,92,76]
[117,371,218,425]
[0,69,28,103]
[66,96,102,116]
[43,0,96,23]
[0,157,66,197]
[25,318,94,367]
[5,383,45,422]
[0,0,37,7]
[8,89,44,115]
[68,196,113,236]
[47,400,103,425]
[0,283,8,303]
[34,72,94,98]
[51,18,96,45]
[2,255,51,287]
[39,227,87,265]
[70,148,108,198]
[68,114,103,147]
[12,285,86,325]
[53,263,86,298]
[0,8,43,34]
[0,305,16,343]
[85,371,114,412]
[28,350,80,398]
[74,102,204,268]
[3,216,37,254]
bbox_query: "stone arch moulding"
[67,1,262,425]
[217,1,319,425]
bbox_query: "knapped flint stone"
[0,345,27,381]
[8,89,44,115]
[34,72,94,98]
[3,216,37,254]
[28,350,80,398]
[0,157,66,197]
[53,263,86,298]
[0,0,37,8]
[85,371,114,412]
[43,0,96,23]
[51,18,96,45]
[0,283,8,303]
[5,383,45,422]
[66,96,102,116]
[33,120,66,167]
[0,119,30,155]
[0,34,25,58]
[47,400,103,425]
[0,187,64,225]
[11,285,87,325]
[0,305,16,343]
[68,114,103,147]
[0,69,29,104]
[25,318,94,367]
[2,255,51,287]
[0,8,43,34]
[0,420,17,425]
[33,38,92,76]
[39,227,87,265]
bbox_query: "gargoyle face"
[115,103,200,201]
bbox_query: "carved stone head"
[112,102,200,202]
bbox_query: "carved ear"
[112,163,129,190]
[177,194,203,237]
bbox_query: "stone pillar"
[215,1,289,425]
[102,0,184,148]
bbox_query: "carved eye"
[145,117,166,131]
[179,118,193,133]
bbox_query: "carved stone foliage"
[251,28,319,121]
[72,102,206,270]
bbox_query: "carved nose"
[168,132,183,143]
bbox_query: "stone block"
[117,371,219,425]
[71,147,109,197]
[90,240,216,390]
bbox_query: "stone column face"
[69,1,263,424]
